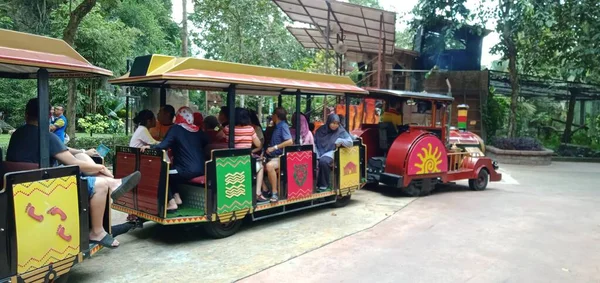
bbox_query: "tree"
[491,0,527,138]
[395,28,414,50]
[62,0,97,138]
[517,0,600,142]
[190,0,312,118]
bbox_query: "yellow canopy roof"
[109,54,366,95]
[0,29,112,78]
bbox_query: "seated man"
[381,98,403,128]
[7,98,141,249]
[257,107,293,203]
[150,104,176,141]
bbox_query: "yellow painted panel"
[147,55,177,76]
[13,176,80,274]
[339,146,360,190]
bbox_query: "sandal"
[111,171,141,200]
[90,233,119,249]
[256,195,269,203]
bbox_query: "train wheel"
[203,220,243,239]
[331,194,352,208]
[469,169,489,191]
[403,183,422,197]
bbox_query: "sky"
[171,0,500,68]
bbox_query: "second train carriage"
[109,54,368,238]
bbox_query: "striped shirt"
[223,125,258,149]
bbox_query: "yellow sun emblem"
[415,143,443,174]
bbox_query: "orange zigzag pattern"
[217,156,250,168]
[288,188,313,199]
[18,245,79,270]
[217,200,252,212]
[13,181,77,197]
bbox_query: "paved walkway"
[241,162,600,283]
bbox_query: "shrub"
[78,114,124,136]
[70,135,131,165]
[492,137,543,151]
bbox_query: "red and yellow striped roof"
[0,29,112,78]
[110,54,366,96]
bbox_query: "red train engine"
[351,89,501,196]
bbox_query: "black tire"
[331,194,352,208]
[469,169,489,191]
[203,220,243,239]
[403,183,422,197]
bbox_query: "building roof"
[366,88,454,101]
[109,54,367,95]
[0,29,112,78]
[274,0,396,55]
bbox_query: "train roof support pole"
[295,90,301,145]
[277,94,283,108]
[227,84,236,149]
[160,87,167,107]
[344,94,350,130]
[37,68,50,168]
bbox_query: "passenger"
[203,115,221,143]
[193,112,204,130]
[217,108,262,150]
[259,107,293,202]
[141,106,208,211]
[129,109,159,148]
[150,104,176,141]
[314,114,353,192]
[381,98,403,128]
[290,112,314,145]
[248,110,265,146]
[218,106,229,128]
[8,98,141,248]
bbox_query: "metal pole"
[160,87,167,106]
[227,85,236,149]
[306,94,312,116]
[325,2,331,74]
[125,96,130,135]
[377,13,383,89]
[37,68,50,168]
[278,94,283,108]
[295,90,301,145]
[344,94,350,130]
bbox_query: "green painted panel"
[216,155,253,214]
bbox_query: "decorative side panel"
[407,135,448,175]
[12,176,80,274]
[286,151,314,200]
[339,146,360,191]
[215,156,252,215]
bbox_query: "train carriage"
[350,89,502,196]
[109,54,368,238]
[0,29,113,283]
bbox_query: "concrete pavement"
[69,187,414,282]
[241,162,600,283]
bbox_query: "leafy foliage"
[78,113,123,136]
[69,134,131,165]
[482,87,509,140]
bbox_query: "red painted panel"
[114,152,137,208]
[354,126,381,160]
[286,151,314,200]
[385,130,428,175]
[137,155,162,215]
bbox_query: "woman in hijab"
[141,107,208,212]
[314,114,353,192]
[290,112,314,146]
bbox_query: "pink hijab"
[291,113,313,145]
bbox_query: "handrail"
[447,151,472,171]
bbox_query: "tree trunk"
[507,49,519,138]
[62,0,97,138]
[562,89,578,143]
[181,0,188,57]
